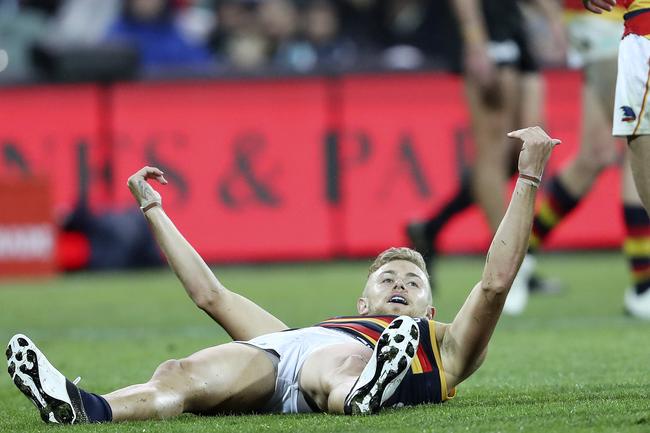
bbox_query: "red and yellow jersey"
[315,315,455,406]
[620,0,650,37]
[622,0,650,12]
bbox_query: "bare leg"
[621,148,650,318]
[628,135,650,214]
[104,343,276,421]
[517,72,544,129]
[622,151,642,205]
[299,343,372,414]
[558,84,618,197]
[466,67,519,232]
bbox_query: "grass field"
[0,252,649,433]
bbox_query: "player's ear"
[357,297,369,315]
[426,305,436,320]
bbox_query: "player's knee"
[152,359,184,380]
[149,388,185,419]
[577,133,616,170]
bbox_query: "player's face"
[358,260,434,319]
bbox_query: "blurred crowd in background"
[0,0,563,83]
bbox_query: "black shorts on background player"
[435,0,539,74]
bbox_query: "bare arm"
[526,0,567,64]
[449,0,495,89]
[127,166,289,341]
[441,127,561,388]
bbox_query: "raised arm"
[127,166,289,341]
[440,127,561,388]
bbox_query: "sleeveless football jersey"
[619,0,650,37]
[622,0,650,12]
[315,315,455,406]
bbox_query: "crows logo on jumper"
[621,106,637,123]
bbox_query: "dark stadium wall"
[0,71,624,262]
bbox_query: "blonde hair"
[368,247,429,280]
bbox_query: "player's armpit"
[440,281,500,388]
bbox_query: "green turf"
[0,252,648,433]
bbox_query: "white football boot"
[6,334,88,424]
[624,287,650,320]
[344,315,419,415]
[503,254,536,316]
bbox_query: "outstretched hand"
[582,0,616,14]
[508,126,561,182]
[127,166,168,209]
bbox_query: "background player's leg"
[505,68,619,315]
[104,343,276,421]
[501,71,544,315]
[406,170,474,276]
[465,67,519,232]
[627,135,650,214]
[621,151,650,319]
[530,83,617,253]
[517,72,544,130]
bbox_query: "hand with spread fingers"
[582,0,617,14]
[127,166,168,210]
[507,126,562,186]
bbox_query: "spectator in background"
[258,0,306,70]
[336,0,376,51]
[45,0,121,47]
[300,0,357,71]
[60,205,163,271]
[364,0,444,70]
[210,0,270,72]
[105,0,214,74]
[210,0,358,74]
[0,0,53,81]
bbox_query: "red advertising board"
[339,73,472,256]
[0,84,110,216]
[0,72,627,267]
[110,79,333,261]
[0,178,55,276]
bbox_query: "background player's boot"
[406,221,436,292]
[528,273,563,295]
[344,315,419,415]
[406,221,435,275]
[6,334,88,424]
[624,287,650,320]
[503,254,535,315]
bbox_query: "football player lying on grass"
[7,127,560,424]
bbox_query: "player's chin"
[382,303,413,316]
